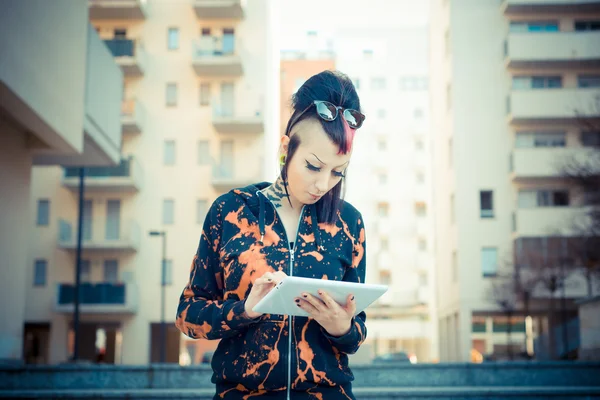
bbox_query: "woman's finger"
[317,290,342,311]
[300,292,326,313]
[296,297,318,315]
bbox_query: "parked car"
[373,351,417,364]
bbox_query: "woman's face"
[282,118,352,206]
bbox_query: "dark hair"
[281,70,362,224]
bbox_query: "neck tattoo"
[262,176,289,209]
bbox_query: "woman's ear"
[279,134,290,154]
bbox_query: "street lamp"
[149,230,167,363]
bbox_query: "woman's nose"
[315,173,329,193]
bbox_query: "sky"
[278,0,431,51]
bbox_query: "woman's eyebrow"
[310,153,349,168]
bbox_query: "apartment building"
[0,1,123,362]
[430,0,600,362]
[25,0,276,365]
[331,28,438,363]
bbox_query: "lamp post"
[149,230,166,363]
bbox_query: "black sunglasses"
[287,100,366,135]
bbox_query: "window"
[481,247,498,278]
[418,238,427,251]
[414,108,423,119]
[400,76,428,91]
[415,140,424,151]
[352,78,360,90]
[114,28,127,39]
[581,131,600,147]
[378,139,386,151]
[416,172,425,184]
[480,191,494,218]
[197,199,208,225]
[162,260,173,285]
[448,137,453,167]
[33,260,47,287]
[584,188,600,206]
[80,260,91,283]
[509,21,559,32]
[518,190,570,208]
[163,199,175,225]
[419,274,428,286]
[512,76,562,89]
[379,270,391,285]
[198,140,210,165]
[167,27,179,50]
[371,77,386,90]
[381,237,389,251]
[415,202,427,217]
[575,20,600,31]
[200,83,210,106]
[103,260,119,283]
[363,49,373,59]
[446,83,452,110]
[378,173,387,185]
[444,28,450,57]
[164,140,175,165]
[377,203,389,217]
[166,83,177,107]
[37,199,50,226]
[452,251,457,282]
[515,132,566,148]
[377,109,387,119]
[578,75,600,88]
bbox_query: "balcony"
[121,99,146,134]
[505,32,600,69]
[62,156,143,193]
[212,106,264,134]
[193,0,244,19]
[55,282,138,314]
[89,0,148,20]
[501,0,600,16]
[104,39,147,77]
[511,147,598,181]
[513,207,590,237]
[192,38,243,77]
[58,219,141,252]
[211,161,262,191]
[508,88,600,124]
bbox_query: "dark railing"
[64,158,132,178]
[104,39,135,57]
[58,283,126,305]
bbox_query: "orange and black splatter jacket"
[175,182,367,399]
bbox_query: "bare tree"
[487,270,518,360]
[557,95,600,297]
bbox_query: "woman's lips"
[309,193,320,200]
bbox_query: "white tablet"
[252,276,388,318]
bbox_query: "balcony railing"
[211,104,264,134]
[103,38,147,76]
[192,38,243,76]
[121,99,146,134]
[505,32,600,69]
[62,156,143,192]
[508,88,600,124]
[58,219,141,252]
[55,282,138,314]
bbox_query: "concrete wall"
[0,117,32,360]
[579,296,600,361]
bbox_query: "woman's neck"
[261,175,302,214]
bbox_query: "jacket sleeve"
[175,198,260,340]
[322,214,368,354]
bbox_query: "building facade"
[430,0,600,362]
[24,0,276,365]
[0,0,123,363]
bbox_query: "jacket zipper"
[286,206,305,400]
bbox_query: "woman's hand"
[296,290,356,337]
[244,270,288,319]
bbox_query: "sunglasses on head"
[287,100,366,135]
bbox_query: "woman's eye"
[306,162,320,172]
[333,171,345,178]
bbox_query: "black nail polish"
[351,296,355,301]
[296,304,301,307]
[303,294,307,298]
[295,299,300,303]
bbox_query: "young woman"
[176,70,368,399]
